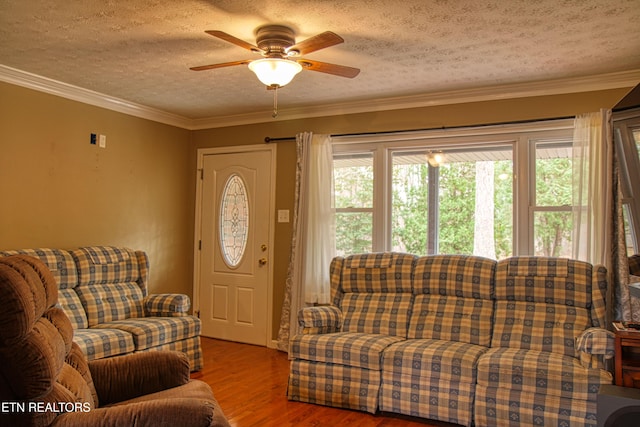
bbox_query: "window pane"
[334,153,374,256]
[392,152,428,254]
[335,212,372,256]
[438,149,513,259]
[391,147,513,259]
[219,174,249,267]
[623,204,637,256]
[533,211,573,257]
[334,154,373,209]
[535,141,572,206]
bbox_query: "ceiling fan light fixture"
[248,58,302,87]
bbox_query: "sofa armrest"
[53,398,224,427]
[297,305,342,334]
[575,327,615,369]
[88,351,190,405]
[144,293,191,317]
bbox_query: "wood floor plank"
[193,337,459,427]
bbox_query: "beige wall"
[0,80,631,342]
[191,87,631,340]
[0,82,193,295]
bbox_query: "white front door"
[197,148,274,346]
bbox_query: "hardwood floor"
[192,337,459,427]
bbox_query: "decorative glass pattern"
[219,174,249,267]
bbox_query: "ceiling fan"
[190,25,360,89]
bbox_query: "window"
[219,174,249,267]
[332,121,574,258]
[390,146,513,258]
[334,153,374,256]
[531,140,573,257]
[614,109,640,254]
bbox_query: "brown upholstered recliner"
[0,255,230,427]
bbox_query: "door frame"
[193,144,277,348]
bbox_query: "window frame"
[528,137,575,257]
[332,119,574,257]
[614,108,640,253]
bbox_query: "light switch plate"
[277,209,290,223]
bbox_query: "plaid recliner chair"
[0,255,229,427]
[474,257,614,427]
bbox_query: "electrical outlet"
[98,134,107,148]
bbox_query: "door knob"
[261,244,267,252]
[258,258,268,266]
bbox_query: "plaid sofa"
[0,246,203,371]
[287,253,613,427]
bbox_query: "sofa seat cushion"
[477,348,612,401]
[290,332,404,370]
[380,339,488,426]
[73,328,135,361]
[383,339,488,382]
[92,316,200,351]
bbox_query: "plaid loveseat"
[287,253,613,427]
[0,246,203,371]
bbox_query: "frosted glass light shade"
[248,58,302,87]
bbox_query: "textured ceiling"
[1,0,640,123]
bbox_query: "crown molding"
[1,64,639,130]
[0,65,192,129]
[194,70,640,129]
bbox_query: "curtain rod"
[263,116,575,143]
[264,136,296,143]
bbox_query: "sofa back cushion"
[491,256,598,357]
[72,246,149,326]
[408,255,497,346]
[334,253,416,337]
[0,248,89,329]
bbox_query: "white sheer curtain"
[572,109,613,266]
[276,132,335,352]
[303,134,336,304]
[570,109,635,324]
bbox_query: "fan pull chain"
[272,86,279,118]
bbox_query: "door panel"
[199,150,271,345]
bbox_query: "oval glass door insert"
[219,173,249,267]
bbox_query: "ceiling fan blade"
[286,31,344,56]
[205,30,262,53]
[190,59,252,71]
[296,59,360,78]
